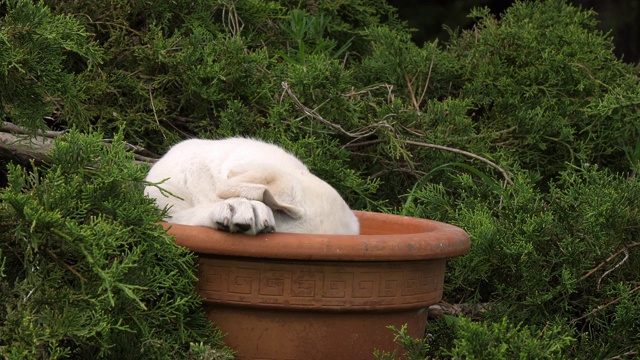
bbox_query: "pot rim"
[162,211,470,261]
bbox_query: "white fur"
[144,138,360,235]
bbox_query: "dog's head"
[216,164,359,235]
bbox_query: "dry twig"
[404,54,435,112]
[47,249,88,283]
[428,301,490,320]
[570,285,640,324]
[342,83,395,104]
[581,243,640,289]
[281,81,381,139]
[149,86,167,141]
[405,139,514,185]
[281,82,514,186]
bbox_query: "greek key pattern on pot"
[196,257,445,310]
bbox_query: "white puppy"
[144,138,359,235]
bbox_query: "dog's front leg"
[167,199,276,235]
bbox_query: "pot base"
[206,304,428,360]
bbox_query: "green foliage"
[0,131,231,359]
[2,0,640,358]
[375,318,575,360]
[450,1,640,178]
[0,0,103,131]
[373,325,432,360]
[186,342,234,360]
[406,166,640,358]
[280,9,353,65]
[446,317,575,359]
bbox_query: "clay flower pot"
[162,211,470,360]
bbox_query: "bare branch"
[605,350,639,360]
[404,72,420,112]
[581,243,640,284]
[149,86,167,141]
[101,139,158,159]
[428,301,490,320]
[570,285,640,324]
[342,83,395,103]
[47,249,88,283]
[280,83,514,186]
[417,54,435,108]
[281,81,380,139]
[0,131,55,163]
[405,139,514,185]
[1,122,158,165]
[1,121,67,138]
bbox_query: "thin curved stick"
[405,140,513,186]
[582,243,640,281]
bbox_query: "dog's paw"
[209,198,276,235]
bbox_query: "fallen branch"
[428,301,490,320]
[1,122,158,165]
[0,130,56,164]
[1,120,67,138]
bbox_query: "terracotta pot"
[163,211,469,360]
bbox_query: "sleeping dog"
[144,138,359,235]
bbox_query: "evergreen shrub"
[1,0,640,358]
[0,131,232,359]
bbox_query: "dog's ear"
[217,165,305,219]
[260,188,304,219]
